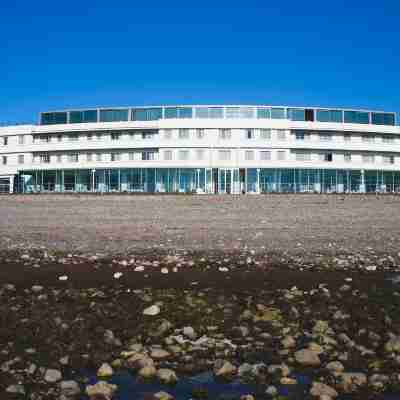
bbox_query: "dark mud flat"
[1,249,400,400]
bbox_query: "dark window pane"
[132,108,162,121]
[178,107,193,118]
[41,112,67,125]
[287,108,305,121]
[372,112,395,126]
[344,111,369,124]
[100,109,128,122]
[257,108,271,119]
[316,109,343,123]
[164,108,178,119]
[271,108,286,119]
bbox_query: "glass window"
[195,107,223,119]
[287,108,305,121]
[68,134,79,141]
[178,107,193,119]
[383,155,395,164]
[96,133,102,140]
[40,154,50,163]
[164,108,178,119]
[295,152,311,161]
[218,150,231,161]
[246,129,255,139]
[41,112,68,125]
[3,136,8,145]
[87,133,93,140]
[142,151,158,161]
[111,153,121,161]
[164,129,173,139]
[100,109,129,122]
[260,151,271,160]
[343,133,351,142]
[316,109,343,123]
[18,135,24,145]
[277,130,286,140]
[57,154,62,163]
[295,132,305,140]
[257,108,271,119]
[277,151,286,160]
[18,155,24,164]
[226,107,254,119]
[271,108,286,119]
[372,112,395,126]
[68,153,79,162]
[87,153,93,162]
[111,132,120,140]
[196,149,205,160]
[164,150,173,160]
[362,154,374,163]
[344,111,369,124]
[57,134,63,142]
[260,129,271,139]
[70,110,98,123]
[196,129,205,139]
[178,150,189,160]
[132,108,162,121]
[322,153,333,162]
[179,129,189,139]
[142,132,154,139]
[382,135,394,144]
[2,156,7,165]
[219,129,231,139]
[96,153,102,161]
[362,134,375,143]
[344,153,351,162]
[320,133,332,141]
[245,150,254,160]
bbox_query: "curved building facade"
[0,105,399,194]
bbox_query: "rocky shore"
[1,247,400,400]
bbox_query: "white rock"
[161,268,169,274]
[97,363,114,377]
[134,266,145,272]
[58,275,68,281]
[44,368,62,383]
[86,381,117,398]
[113,272,123,279]
[6,384,25,394]
[157,368,178,384]
[143,305,160,316]
[60,380,81,397]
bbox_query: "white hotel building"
[0,105,399,194]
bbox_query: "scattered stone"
[157,368,178,384]
[150,348,171,360]
[294,349,321,366]
[44,368,62,383]
[6,384,25,395]
[85,381,117,399]
[143,305,161,316]
[337,372,367,393]
[138,365,157,379]
[153,391,174,400]
[97,363,114,377]
[310,381,338,398]
[326,361,344,373]
[60,380,81,397]
[214,360,237,377]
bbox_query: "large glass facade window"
[371,112,395,126]
[100,109,129,122]
[257,108,271,119]
[41,112,68,125]
[270,108,286,119]
[164,107,193,119]
[195,107,224,119]
[132,108,163,121]
[70,110,98,123]
[316,109,343,123]
[287,108,305,121]
[225,107,254,119]
[344,111,369,124]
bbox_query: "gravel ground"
[1,194,400,400]
[1,194,400,256]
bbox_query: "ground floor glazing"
[14,168,400,194]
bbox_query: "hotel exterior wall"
[1,106,400,193]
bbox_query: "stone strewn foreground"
[1,195,400,399]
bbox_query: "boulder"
[60,380,81,397]
[157,368,178,384]
[44,368,62,383]
[214,360,237,377]
[97,363,113,377]
[310,381,338,398]
[138,365,157,379]
[294,349,321,366]
[85,381,117,399]
[143,305,160,316]
[337,372,367,393]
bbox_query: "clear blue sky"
[0,0,399,124]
